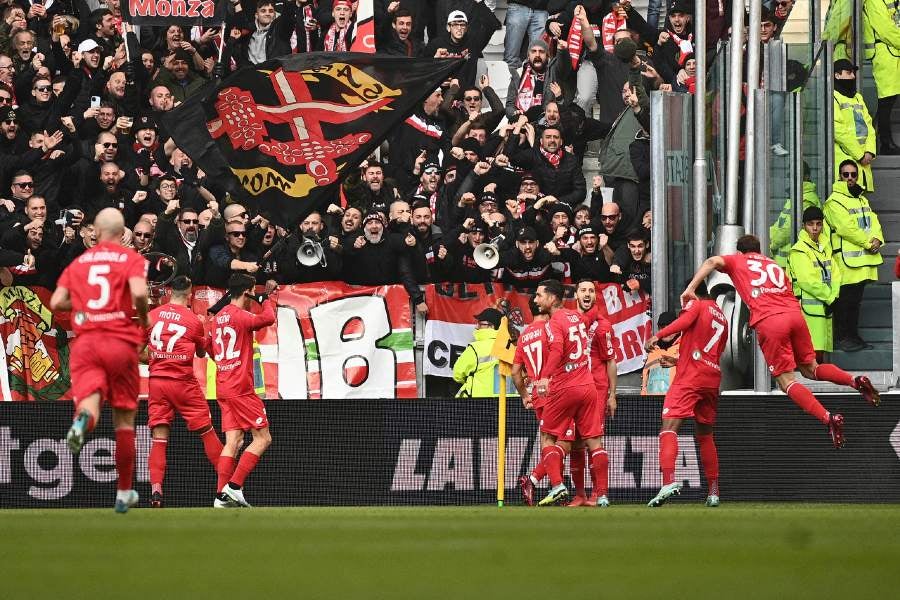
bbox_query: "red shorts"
[148,377,213,431]
[540,383,602,440]
[70,336,139,411]
[577,383,608,439]
[218,394,269,432]
[755,311,816,377]
[663,384,719,425]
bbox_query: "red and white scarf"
[668,30,694,66]
[539,147,562,168]
[405,113,443,139]
[566,18,602,69]
[515,63,545,113]
[324,23,350,52]
[601,11,626,53]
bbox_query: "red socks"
[198,426,224,466]
[696,433,719,496]
[569,449,586,497]
[785,381,829,424]
[659,430,678,486]
[813,364,854,388]
[541,445,565,487]
[229,451,261,488]
[530,460,547,484]
[115,428,136,492]
[589,449,609,498]
[217,455,238,493]
[149,438,168,494]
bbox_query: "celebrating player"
[50,208,149,513]
[512,299,551,506]
[682,234,880,449]
[645,282,727,508]
[210,274,276,508]
[531,279,605,506]
[568,279,617,507]
[146,276,224,508]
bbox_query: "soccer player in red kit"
[210,274,276,508]
[645,282,727,507]
[146,276,223,508]
[682,234,880,449]
[567,279,618,507]
[50,208,149,513]
[532,279,606,506]
[512,300,551,506]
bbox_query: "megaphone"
[474,235,504,270]
[297,237,326,267]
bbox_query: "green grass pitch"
[2,504,899,599]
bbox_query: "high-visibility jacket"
[453,327,500,398]
[769,181,827,268]
[863,0,900,98]
[823,181,884,285]
[833,90,877,192]
[787,229,841,352]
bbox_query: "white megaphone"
[297,236,326,267]
[473,235,504,270]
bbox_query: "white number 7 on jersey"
[703,320,725,353]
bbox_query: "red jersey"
[720,252,798,327]
[209,299,276,398]
[514,320,550,381]
[585,312,615,387]
[56,240,148,345]
[544,308,594,390]
[656,298,727,389]
[147,303,206,379]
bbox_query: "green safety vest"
[863,0,900,98]
[787,230,841,352]
[769,181,826,268]
[833,91,877,192]
[824,182,884,284]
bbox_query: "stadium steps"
[829,282,892,372]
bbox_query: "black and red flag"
[163,53,463,225]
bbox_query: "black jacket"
[341,234,422,304]
[508,143,587,208]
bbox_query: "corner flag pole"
[497,369,507,507]
[491,316,516,508]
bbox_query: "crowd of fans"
[0,0,805,312]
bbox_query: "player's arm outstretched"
[645,302,699,352]
[249,295,277,331]
[681,256,726,306]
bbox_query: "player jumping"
[146,276,224,508]
[645,282,728,507]
[51,208,149,513]
[682,235,880,449]
[209,274,276,508]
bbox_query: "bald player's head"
[94,207,126,242]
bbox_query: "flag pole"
[497,370,507,507]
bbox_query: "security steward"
[453,308,503,397]
[787,206,842,359]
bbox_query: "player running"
[50,208,149,513]
[568,279,617,507]
[209,274,276,508]
[644,282,727,508]
[512,300,551,506]
[682,234,880,449]
[531,279,606,506]
[146,276,224,508]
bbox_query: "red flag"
[350,0,375,53]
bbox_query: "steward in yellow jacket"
[823,170,884,351]
[453,308,502,398]
[833,59,878,191]
[863,0,900,153]
[787,207,841,354]
[769,174,826,268]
